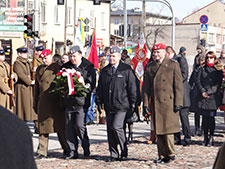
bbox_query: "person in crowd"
[53,54,62,66]
[99,47,110,63]
[143,43,183,164]
[121,49,131,65]
[13,47,36,122]
[218,50,225,123]
[34,45,44,66]
[0,48,17,111]
[62,46,96,159]
[213,142,225,169]
[61,54,69,64]
[173,47,192,146]
[165,46,176,60]
[97,58,109,124]
[96,46,138,162]
[196,51,223,146]
[193,45,205,70]
[33,49,70,159]
[189,56,205,136]
[0,106,37,169]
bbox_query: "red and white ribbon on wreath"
[56,68,90,95]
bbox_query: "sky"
[126,0,216,20]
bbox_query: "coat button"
[109,90,112,93]
[163,89,166,91]
[164,99,166,101]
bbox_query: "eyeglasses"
[207,56,214,59]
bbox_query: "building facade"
[0,0,110,61]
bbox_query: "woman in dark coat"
[196,51,223,146]
[189,56,205,136]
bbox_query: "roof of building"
[111,9,172,20]
[182,0,222,20]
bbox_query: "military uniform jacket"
[143,58,183,135]
[13,57,36,121]
[0,62,11,110]
[96,61,137,113]
[34,62,65,134]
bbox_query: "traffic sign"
[201,24,208,31]
[200,15,208,24]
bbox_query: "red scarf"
[206,62,214,67]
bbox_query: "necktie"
[112,66,116,74]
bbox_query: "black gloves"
[174,105,182,112]
[143,106,150,117]
[130,104,136,113]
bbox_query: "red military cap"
[39,49,52,58]
[152,43,166,51]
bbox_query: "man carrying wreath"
[62,45,96,159]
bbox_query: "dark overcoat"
[13,57,37,121]
[196,65,223,111]
[143,58,183,135]
[34,62,66,134]
[175,54,191,107]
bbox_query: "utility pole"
[34,0,39,46]
[124,0,127,49]
[64,0,68,53]
[141,0,146,37]
[74,0,76,44]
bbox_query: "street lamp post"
[127,0,175,49]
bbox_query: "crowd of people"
[1,42,225,167]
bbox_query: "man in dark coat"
[34,49,70,158]
[0,106,37,169]
[173,47,192,146]
[143,43,183,163]
[96,46,137,161]
[62,46,96,159]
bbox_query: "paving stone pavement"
[30,112,225,169]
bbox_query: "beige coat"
[13,57,36,121]
[34,63,66,134]
[143,58,183,135]
[0,61,17,110]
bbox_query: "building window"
[67,7,72,25]
[90,10,95,28]
[54,6,59,24]
[216,34,221,44]
[130,18,133,24]
[223,35,225,43]
[114,18,119,24]
[79,9,84,17]
[41,2,46,23]
[209,33,214,43]
[101,12,105,30]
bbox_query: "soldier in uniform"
[34,45,44,66]
[96,46,138,161]
[34,49,70,158]
[13,47,36,121]
[143,43,183,163]
[62,46,96,159]
[0,48,17,111]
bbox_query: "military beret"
[35,45,45,51]
[0,49,5,55]
[40,49,52,58]
[69,46,81,54]
[152,43,166,51]
[16,47,28,53]
[110,46,120,54]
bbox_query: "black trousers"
[174,107,191,141]
[65,108,90,156]
[106,111,127,158]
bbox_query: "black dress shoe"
[161,156,175,163]
[208,136,214,146]
[34,153,46,159]
[106,157,119,162]
[153,157,162,163]
[174,140,181,145]
[63,149,71,156]
[65,152,78,160]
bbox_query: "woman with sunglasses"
[196,51,223,146]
